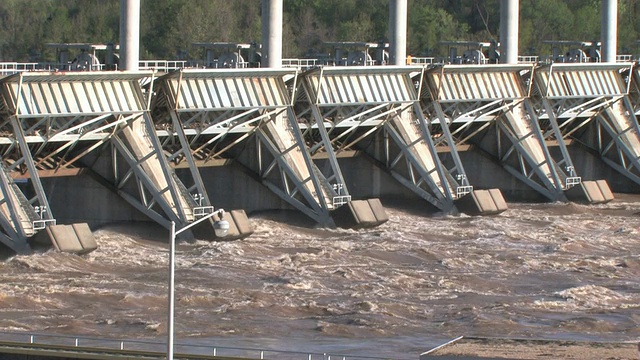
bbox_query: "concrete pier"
[500,0,519,64]
[119,0,140,70]
[261,0,283,68]
[601,0,618,63]
[389,0,408,65]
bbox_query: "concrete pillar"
[119,0,140,71]
[601,0,617,63]
[261,0,283,68]
[389,0,407,66]
[500,0,519,64]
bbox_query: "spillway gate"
[295,65,465,214]
[0,71,233,253]
[4,59,640,251]
[529,62,634,201]
[151,68,344,227]
[422,64,578,202]
[0,72,153,252]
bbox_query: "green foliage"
[520,0,576,55]
[0,0,638,61]
[408,3,469,56]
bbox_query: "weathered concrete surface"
[36,143,640,236]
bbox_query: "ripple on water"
[0,199,639,356]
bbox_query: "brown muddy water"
[0,195,639,359]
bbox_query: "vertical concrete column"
[261,0,283,68]
[500,0,519,64]
[389,0,407,66]
[601,0,618,63]
[119,0,140,71]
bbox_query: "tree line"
[1,0,639,62]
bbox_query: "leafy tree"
[408,2,469,56]
[520,0,575,55]
[0,0,50,61]
[0,0,638,62]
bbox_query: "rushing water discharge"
[1,195,640,359]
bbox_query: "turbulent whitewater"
[0,196,639,358]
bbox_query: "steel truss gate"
[422,64,582,202]
[0,72,161,252]
[571,62,640,186]
[295,65,476,214]
[0,71,222,251]
[526,63,631,200]
[150,68,348,227]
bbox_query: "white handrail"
[0,330,390,360]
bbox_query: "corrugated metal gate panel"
[429,71,525,101]
[12,79,143,116]
[307,71,415,104]
[535,64,628,98]
[159,69,295,111]
[0,72,150,116]
[424,64,533,102]
[172,76,288,110]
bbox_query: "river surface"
[0,195,639,359]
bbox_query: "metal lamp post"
[167,209,229,360]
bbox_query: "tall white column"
[119,0,140,71]
[389,0,407,66]
[261,0,283,68]
[601,0,618,63]
[500,0,519,64]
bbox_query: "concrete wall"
[46,162,292,229]
[317,156,420,203]
[181,164,290,213]
[566,145,638,192]
[40,142,640,233]
[44,175,151,227]
[561,121,639,192]
[456,150,547,202]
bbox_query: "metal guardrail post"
[0,330,395,360]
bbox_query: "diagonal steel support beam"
[383,107,457,212]
[255,112,336,225]
[595,98,640,185]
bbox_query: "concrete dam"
[1,59,639,254]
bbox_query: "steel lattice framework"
[532,62,640,185]
[0,71,214,252]
[295,66,466,213]
[151,68,341,226]
[422,64,575,201]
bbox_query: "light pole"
[167,209,229,360]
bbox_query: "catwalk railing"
[1,52,636,75]
[0,331,392,360]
